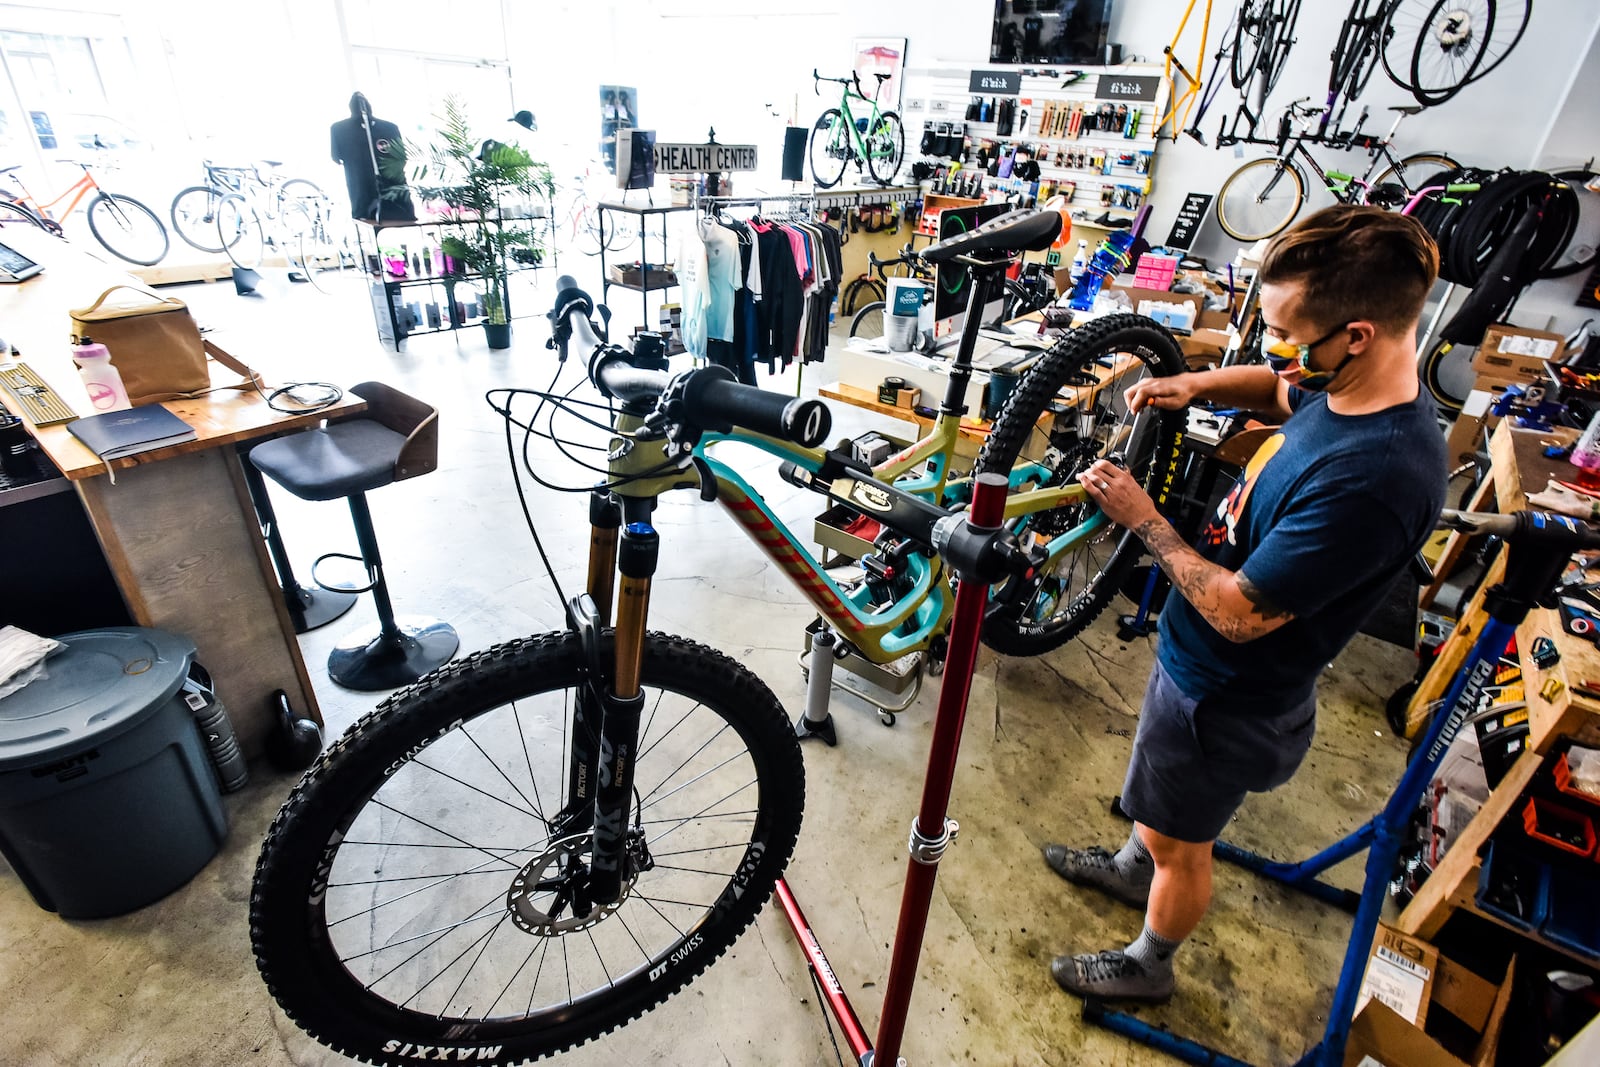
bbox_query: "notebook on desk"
[67,404,195,460]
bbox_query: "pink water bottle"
[73,338,131,412]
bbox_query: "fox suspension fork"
[565,490,658,907]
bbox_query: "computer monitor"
[933,203,1009,343]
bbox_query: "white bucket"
[884,278,924,352]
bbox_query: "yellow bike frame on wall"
[1156,0,1214,141]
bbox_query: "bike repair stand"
[1085,512,1584,1067]
[778,473,1013,1066]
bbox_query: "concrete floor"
[0,259,1415,1066]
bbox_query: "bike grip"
[681,370,832,447]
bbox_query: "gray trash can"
[0,627,228,918]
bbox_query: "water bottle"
[1572,411,1600,490]
[1069,240,1089,285]
[1067,229,1138,312]
[72,338,131,412]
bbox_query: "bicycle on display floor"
[1214,97,1458,241]
[843,243,934,342]
[169,161,324,254]
[550,166,630,257]
[0,161,168,265]
[247,210,1193,1065]
[205,168,347,291]
[809,68,905,189]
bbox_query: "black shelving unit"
[596,199,694,329]
[355,218,549,348]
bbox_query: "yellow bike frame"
[1156,0,1214,141]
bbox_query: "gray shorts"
[1120,661,1317,844]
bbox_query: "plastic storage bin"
[1474,839,1548,931]
[0,627,228,918]
[1540,862,1600,961]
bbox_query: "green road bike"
[809,69,906,189]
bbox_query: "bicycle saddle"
[920,209,1062,265]
[0,165,17,175]
[1388,105,1424,115]
[873,73,891,82]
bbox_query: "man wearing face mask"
[1043,205,1447,1004]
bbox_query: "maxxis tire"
[974,315,1188,656]
[86,193,169,265]
[250,631,804,1067]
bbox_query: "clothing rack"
[696,192,816,220]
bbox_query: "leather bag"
[69,285,260,405]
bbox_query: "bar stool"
[247,381,458,691]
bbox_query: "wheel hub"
[505,832,637,936]
[1436,11,1473,51]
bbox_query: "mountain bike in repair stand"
[809,68,906,189]
[248,209,1193,1065]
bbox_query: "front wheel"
[1216,157,1305,241]
[975,314,1188,656]
[250,631,804,1067]
[86,193,169,265]
[216,193,264,270]
[809,108,848,189]
[170,186,230,253]
[866,111,905,185]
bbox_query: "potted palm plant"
[416,95,553,349]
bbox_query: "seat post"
[346,492,400,641]
[938,265,1005,417]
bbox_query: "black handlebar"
[549,276,831,449]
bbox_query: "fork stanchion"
[874,472,1009,1065]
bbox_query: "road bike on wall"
[248,211,1193,1065]
[809,69,906,189]
[1214,97,1458,241]
[0,162,168,265]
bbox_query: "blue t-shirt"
[1157,387,1447,704]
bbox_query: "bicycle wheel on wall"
[975,315,1187,656]
[86,193,169,266]
[251,631,804,1067]
[866,111,905,185]
[170,186,232,253]
[216,193,264,270]
[1231,0,1273,88]
[809,108,848,189]
[1216,158,1306,241]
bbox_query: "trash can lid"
[0,627,197,770]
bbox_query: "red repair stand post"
[776,472,1012,1067]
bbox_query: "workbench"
[1397,422,1600,964]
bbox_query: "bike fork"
[563,490,656,908]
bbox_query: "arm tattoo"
[1132,518,1293,642]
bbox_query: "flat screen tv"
[990,0,1114,66]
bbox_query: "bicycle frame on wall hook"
[1085,511,1586,1066]
[775,473,1011,1067]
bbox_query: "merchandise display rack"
[595,199,695,329]
[899,63,1168,239]
[355,217,549,347]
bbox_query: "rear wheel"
[809,108,848,189]
[1371,152,1461,204]
[86,193,169,265]
[1216,157,1305,241]
[0,199,50,232]
[849,300,887,341]
[975,314,1188,656]
[866,111,905,185]
[251,631,805,1067]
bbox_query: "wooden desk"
[1397,423,1600,963]
[0,227,364,759]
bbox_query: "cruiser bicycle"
[249,209,1189,1065]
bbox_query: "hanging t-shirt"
[678,230,711,359]
[700,218,742,343]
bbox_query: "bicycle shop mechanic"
[1045,205,1447,1004]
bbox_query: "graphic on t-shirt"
[1201,431,1285,548]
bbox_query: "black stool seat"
[246,381,455,691]
[249,421,408,501]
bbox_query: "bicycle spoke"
[514,701,548,824]
[397,912,510,1010]
[637,725,736,806]
[409,757,542,821]
[586,929,613,989]
[458,722,544,823]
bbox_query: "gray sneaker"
[1041,843,1150,908]
[1050,950,1175,1004]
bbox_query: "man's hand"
[1077,458,1161,529]
[1125,373,1199,414]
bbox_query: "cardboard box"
[1344,925,1516,1067]
[1180,327,1234,364]
[893,386,921,410]
[1472,324,1564,384]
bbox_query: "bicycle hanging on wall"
[809,68,906,189]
